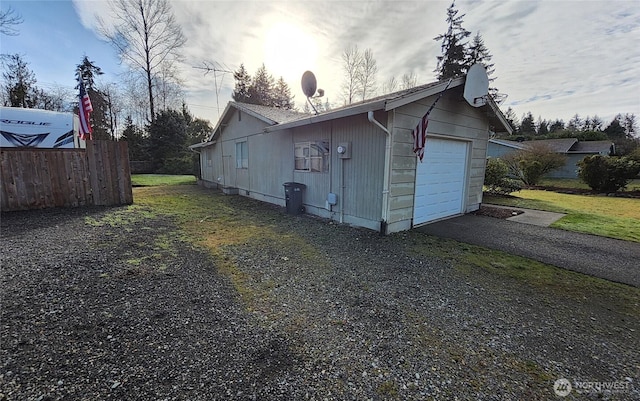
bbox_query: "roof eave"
[189,140,216,150]
[483,97,513,135]
[383,76,466,111]
[265,99,387,132]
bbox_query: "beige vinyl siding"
[330,114,386,224]
[291,123,332,209]
[386,92,489,232]
[248,129,293,201]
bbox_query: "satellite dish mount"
[301,71,324,115]
[464,64,489,107]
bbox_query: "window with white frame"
[236,141,248,168]
[294,141,330,172]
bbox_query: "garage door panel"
[413,138,468,225]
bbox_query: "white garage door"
[413,137,469,225]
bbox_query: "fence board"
[1,141,132,211]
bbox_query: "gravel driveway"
[1,194,638,400]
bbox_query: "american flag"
[78,82,93,141]
[412,113,429,162]
[411,78,454,162]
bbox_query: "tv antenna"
[301,70,324,114]
[193,61,233,118]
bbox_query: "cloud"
[68,0,639,125]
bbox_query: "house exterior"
[487,138,614,178]
[192,76,511,234]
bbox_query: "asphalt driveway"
[417,214,640,287]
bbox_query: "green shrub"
[503,143,567,186]
[577,155,640,192]
[484,158,523,195]
[159,154,198,175]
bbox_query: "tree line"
[501,109,638,155]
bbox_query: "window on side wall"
[236,141,248,168]
[294,141,330,172]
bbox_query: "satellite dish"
[301,71,317,98]
[464,64,489,107]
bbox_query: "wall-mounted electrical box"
[337,142,351,159]
[327,192,338,206]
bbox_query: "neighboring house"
[487,138,614,178]
[191,76,511,234]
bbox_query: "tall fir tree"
[519,112,536,135]
[434,1,471,80]
[273,76,294,109]
[2,53,36,108]
[232,64,251,103]
[467,32,502,100]
[76,56,110,139]
[248,64,274,106]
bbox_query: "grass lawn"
[131,174,197,187]
[484,190,640,242]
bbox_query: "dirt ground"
[1,193,638,400]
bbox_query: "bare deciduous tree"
[381,76,398,94]
[341,45,379,104]
[340,45,363,105]
[400,72,418,90]
[358,49,377,101]
[0,7,23,36]
[98,0,186,121]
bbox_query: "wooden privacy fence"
[1,140,133,212]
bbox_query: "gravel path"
[1,198,638,400]
[417,214,640,287]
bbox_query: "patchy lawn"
[484,190,640,242]
[131,174,197,187]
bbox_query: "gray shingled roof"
[233,102,309,124]
[569,140,613,154]
[489,137,614,155]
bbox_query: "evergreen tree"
[273,76,294,109]
[604,116,626,139]
[76,56,110,139]
[120,116,147,160]
[537,117,549,136]
[75,55,103,90]
[2,53,36,107]
[467,32,501,99]
[147,109,188,172]
[232,63,251,103]
[519,112,536,135]
[503,107,519,134]
[248,64,274,106]
[621,113,637,138]
[549,119,565,133]
[567,114,582,132]
[434,1,471,80]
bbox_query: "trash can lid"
[283,182,306,188]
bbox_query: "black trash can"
[283,182,306,215]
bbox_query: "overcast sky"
[2,0,639,127]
